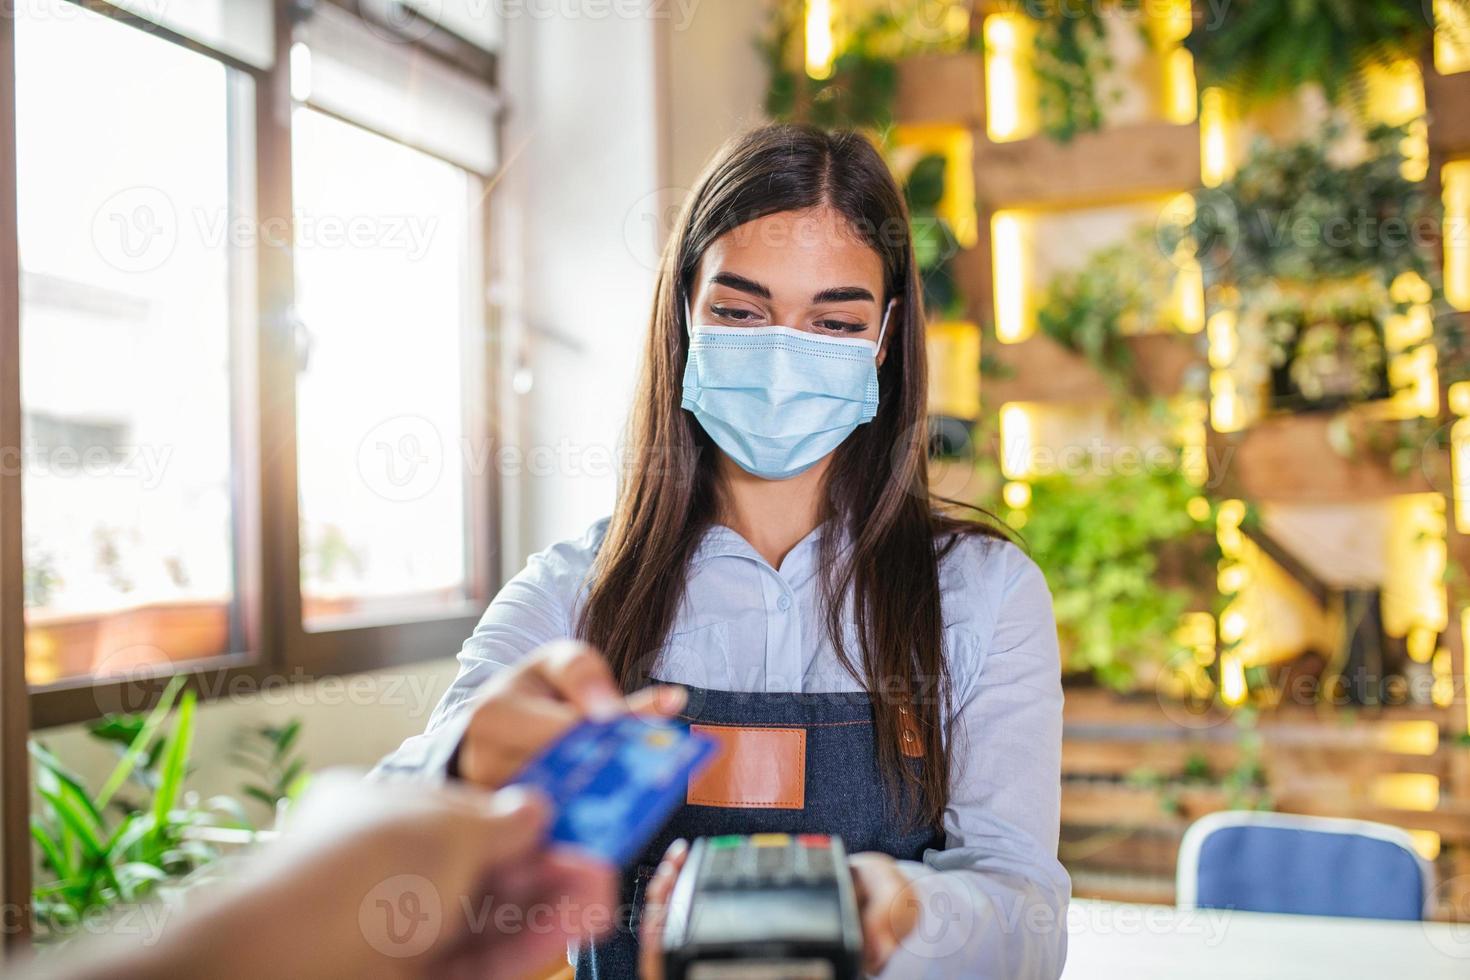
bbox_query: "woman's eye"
[817,319,866,333]
[711,306,760,322]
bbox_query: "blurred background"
[3,0,1470,961]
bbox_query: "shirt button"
[776,594,791,612]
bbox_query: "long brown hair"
[577,124,1002,826]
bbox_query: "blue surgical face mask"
[680,300,891,480]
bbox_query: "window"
[3,0,501,712]
[293,107,481,628]
[15,0,249,686]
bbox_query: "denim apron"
[574,685,944,980]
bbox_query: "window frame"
[4,3,502,746]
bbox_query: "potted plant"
[29,678,249,943]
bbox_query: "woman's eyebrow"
[708,272,771,299]
[812,285,875,304]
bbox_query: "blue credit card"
[509,715,717,866]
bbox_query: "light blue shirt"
[377,518,1070,978]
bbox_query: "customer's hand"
[637,842,920,979]
[41,772,621,980]
[265,772,621,979]
[457,640,686,789]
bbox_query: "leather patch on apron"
[687,724,806,809]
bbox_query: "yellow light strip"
[1436,0,1470,74]
[897,125,979,249]
[1462,607,1470,735]
[1366,61,1428,182]
[1176,611,1217,666]
[1383,494,1449,644]
[1432,647,1455,708]
[1446,161,1470,312]
[1002,480,1032,509]
[1177,398,1209,487]
[1407,830,1442,861]
[1219,653,1247,706]
[984,14,1036,143]
[1199,87,1235,188]
[1452,382,1470,532]
[926,320,983,419]
[1174,258,1205,334]
[992,211,1030,343]
[1162,49,1198,124]
[1209,369,1243,433]
[1378,720,1440,755]
[1371,773,1440,812]
[1151,0,1198,124]
[999,402,1034,480]
[805,0,835,80]
[1386,272,1440,419]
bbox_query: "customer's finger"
[467,786,552,862]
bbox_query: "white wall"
[495,0,767,561]
[34,658,462,823]
[493,5,666,563]
[664,0,768,190]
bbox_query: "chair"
[1176,811,1432,921]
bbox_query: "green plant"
[232,718,311,814]
[23,541,61,608]
[1019,464,1219,691]
[1026,4,1119,142]
[757,3,908,131]
[30,678,243,941]
[905,152,962,319]
[1184,125,1451,418]
[1188,124,1434,290]
[1185,0,1464,110]
[1251,278,1392,410]
[1034,226,1186,398]
[1126,712,1272,814]
[757,5,979,323]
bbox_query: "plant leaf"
[30,820,70,879]
[95,675,186,812]
[151,690,196,837]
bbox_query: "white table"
[1061,899,1470,979]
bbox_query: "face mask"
[680,300,891,480]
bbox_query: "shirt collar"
[691,520,849,586]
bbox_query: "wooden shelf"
[973,121,1200,210]
[1069,869,1177,905]
[1207,413,1448,504]
[982,331,1202,407]
[895,52,985,130]
[1427,68,1470,157]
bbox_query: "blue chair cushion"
[1195,824,1424,921]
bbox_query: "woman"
[378,124,1069,978]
